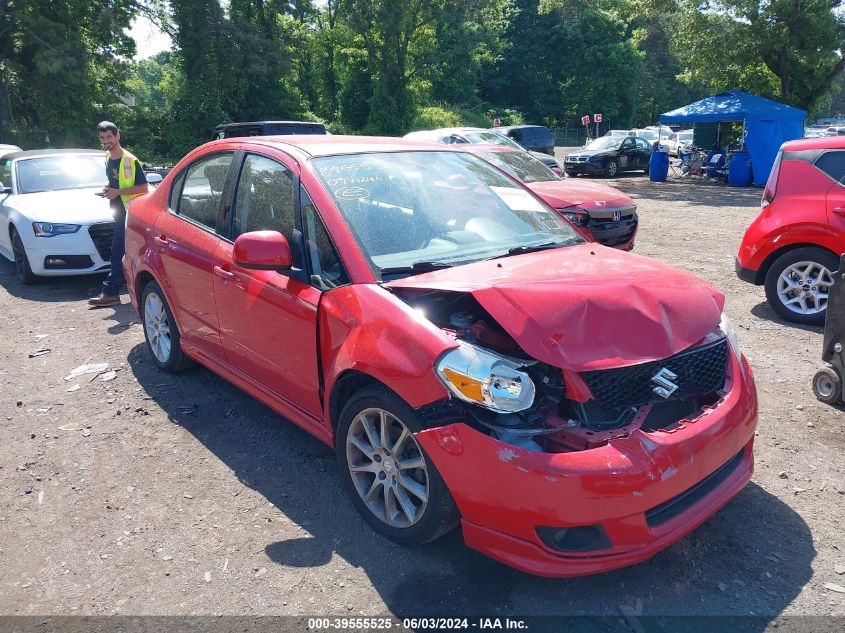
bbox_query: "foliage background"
[1,0,844,163]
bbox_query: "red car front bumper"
[415,351,757,577]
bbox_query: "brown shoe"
[88,293,120,308]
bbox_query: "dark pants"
[102,210,126,296]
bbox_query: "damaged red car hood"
[384,244,725,371]
[526,180,634,211]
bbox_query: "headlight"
[558,210,589,226]
[32,222,81,237]
[436,342,535,413]
[719,312,741,357]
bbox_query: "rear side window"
[814,151,845,183]
[176,152,235,230]
[508,129,523,141]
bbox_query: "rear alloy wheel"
[605,159,619,178]
[10,226,38,285]
[336,386,458,545]
[812,367,842,405]
[764,247,839,325]
[141,281,195,372]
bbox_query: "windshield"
[313,151,582,278]
[17,155,106,194]
[585,137,623,151]
[462,131,524,150]
[679,132,693,142]
[479,151,559,183]
[635,130,657,141]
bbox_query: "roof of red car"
[782,136,845,152]
[221,135,461,157]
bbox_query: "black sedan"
[564,136,652,178]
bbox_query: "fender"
[741,221,839,274]
[319,284,457,423]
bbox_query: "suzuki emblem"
[651,367,679,399]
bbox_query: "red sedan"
[462,144,638,250]
[125,136,757,577]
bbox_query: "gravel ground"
[0,171,843,630]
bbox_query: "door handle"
[213,265,235,280]
[153,235,169,247]
[834,206,845,215]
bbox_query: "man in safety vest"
[89,121,149,307]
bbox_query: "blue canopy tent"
[660,90,805,186]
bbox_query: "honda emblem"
[613,210,621,222]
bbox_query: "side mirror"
[0,182,8,194]
[233,230,292,270]
[146,173,163,185]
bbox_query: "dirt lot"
[0,173,843,630]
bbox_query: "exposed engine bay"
[392,288,730,453]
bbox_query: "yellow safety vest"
[106,150,145,206]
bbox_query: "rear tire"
[812,367,842,405]
[336,385,459,546]
[141,280,195,373]
[10,226,38,285]
[764,247,838,325]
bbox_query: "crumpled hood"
[384,244,725,371]
[527,180,634,211]
[9,189,114,224]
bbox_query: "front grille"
[43,255,94,270]
[566,155,589,163]
[588,217,638,247]
[645,449,745,527]
[582,337,728,409]
[88,222,115,261]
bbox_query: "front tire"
[336,386,459,546]
[141,280,195,372]
[764,247,838,325]
[813,367,842,404]
[10,226,38,285]
[605,159,619,178]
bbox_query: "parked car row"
[1,128,762,579]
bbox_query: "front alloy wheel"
[10,227,37,285]
[346,407,429,529]
[337,386,458,545]
[605,159,619,178]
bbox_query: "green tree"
[672,0,845,113]
[1,0,137,146]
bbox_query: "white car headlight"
[32,222,81,237]
[436,342,535,413]
[719,312,741,357]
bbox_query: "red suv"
[737,136,845,325]
[125,136,757,577]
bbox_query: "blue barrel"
[649,151,669,182]
[728,152,752,187]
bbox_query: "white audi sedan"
[0,149,115,284]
